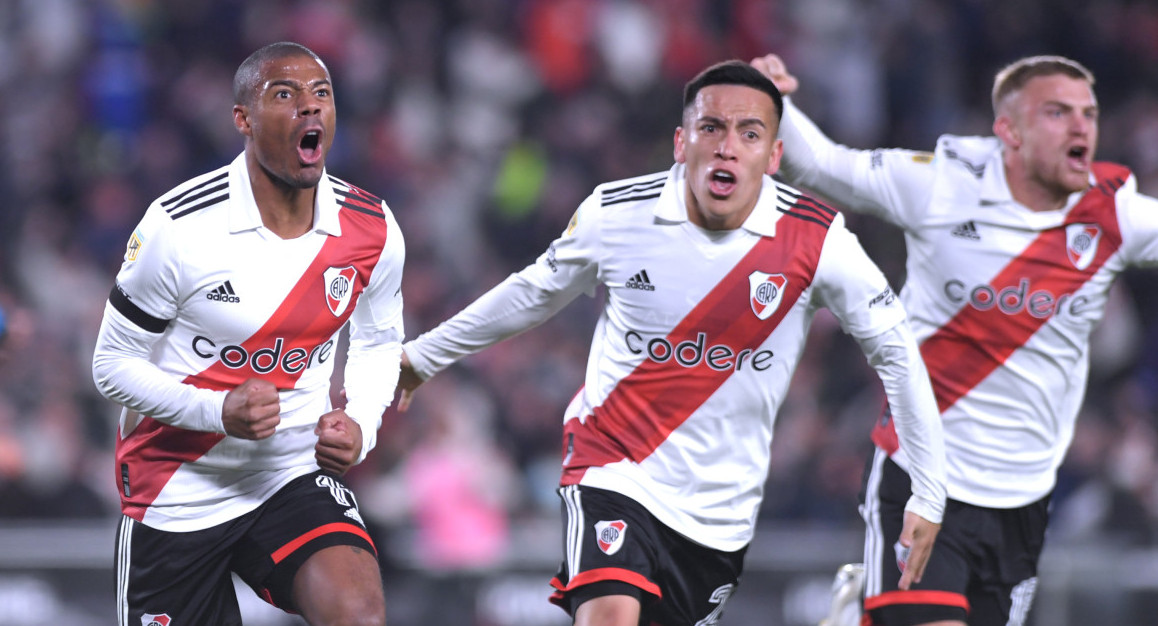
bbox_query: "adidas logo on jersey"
[951,221,980,240]
[625,270,655,291]
[206,280,240,303]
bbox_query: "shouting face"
[234,52,336,190]
[996,73,1098,211]
[674,84,783,231]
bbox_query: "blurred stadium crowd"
[3,0,1158,578]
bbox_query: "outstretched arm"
[400,270,588,411]
[401,195,605,410]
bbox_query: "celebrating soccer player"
[397,60,946,626]
[753,52,1158,626]
[93,42,405,625]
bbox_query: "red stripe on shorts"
[270,522,376,564]
[548,567,663,609]
[864,589,969,611]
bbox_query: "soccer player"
[397,60,946,626]
[92,42,404,626]
[752,53,1158,625]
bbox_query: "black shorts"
[115,470,377,625]
[550,484,746,626]
[860,449,1048,626]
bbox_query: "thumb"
[315,412,334,434]
[900,523,915,548]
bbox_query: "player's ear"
[993,115,1019,148]
[673,126,687,163]
[234,104,252,137]
[766,138,784,177]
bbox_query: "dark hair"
[232,41,326,106]
[991,55,1094,115]
[682,60,784,122]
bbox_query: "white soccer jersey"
[779,97,1158,507]
[406,164,945,551]
[92,153,405,531]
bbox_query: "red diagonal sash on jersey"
[561,214,829,483]
[117,204,389,520]
[873,163,1128,453]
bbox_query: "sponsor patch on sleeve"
[125,229,144,262]
[869,286,896,308]
[565,209,580,236]
[911,152,934,164]
[544,242,558,272]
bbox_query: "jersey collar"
[979,146,1013,206]
[227,153,342,237]
[654,163,782,237]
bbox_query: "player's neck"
[251,177,317,239]
[1004,163,1070,213]
[257,199,315,239]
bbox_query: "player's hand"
[897,510,941,590]
[396,349,425,412]
[315,409,363,475]
[222,378,281,440]
[749,54,799,95]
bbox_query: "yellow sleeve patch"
[912,153,934,164]
[566,209,580,236]
[125,230,144,262]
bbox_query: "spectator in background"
[401,374,518,572]
[0,293,109,520]
[363,370,521,624]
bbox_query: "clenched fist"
[222,378,281,439]
[315,410,363,476]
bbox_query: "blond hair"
[991,55,1094,115]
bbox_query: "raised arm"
[751,54,937,229]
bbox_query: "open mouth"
[1067,145,1089,168]
[709,169,737,196]
[298,130,322,165]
